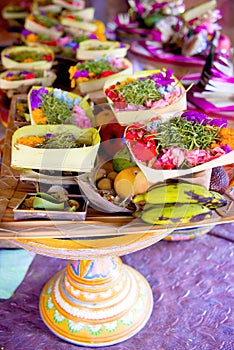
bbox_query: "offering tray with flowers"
[1,45,55,71]
[24,11,64,38]
[69,56,133,94]
[52,0,85,11]
[21,29,60,53]
[60,7,97,33]
[28,86,94,126]
[0,70,57,94]
[1,106,234,346]
[76,39,130,60]
[1,2,31,29]
[31,0,62,14]
[11,124,100,172]
[1,3,30,20]
[104,68,187,125]
[124,110,234,183]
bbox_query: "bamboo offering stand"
[0,93,234,347]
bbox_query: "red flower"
[100,70,115,78]
[131,140,157,162]
[25,73,35,79]
[44,55,53,61]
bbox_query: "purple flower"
[73,70,89,78]
[207,118,228,128]
[181,110,209,125]
[120,43,126,48]
[21,29,32,36]
[30,87,48,110]
[19,70,30,76]
[89,34,97,39]
[44,133,54,138]
[6,72,14,77]
[152,68,175,87]
[220,144,232,153]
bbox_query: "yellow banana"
[140,203,212,225]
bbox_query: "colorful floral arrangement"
[105,68,184,111]
[21,29,58,47]
[0,69,57,91]
[2,70,44,82]
[11,124,100,172]
[25,11,64,37]
[1,46,55,71]
[31,0,61,13]
[29,87,93,127]
[52,0,85,10]
[16,131,93,148]
[21,28,100,57]
[76,40,129,60]
[26,12,62,30]
[2,3,30,19]
[124,111,233,170]
[61,9,96,30]
[69,57,131,88]
[4,48,53,64]
[56,33,99,56]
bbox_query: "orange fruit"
[114,166,149,198]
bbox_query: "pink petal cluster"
[185,149,211,166]
[156,147,185,169]
[185,147,226,166]
[72,105,92,128]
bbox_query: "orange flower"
[32,108,47,124]
[17,135,44,147]
[23,58,34,62]
[211,127,234,150]
[26,33,39,43]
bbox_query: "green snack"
[33,192,64,210]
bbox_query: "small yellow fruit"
[97,178,112,191]
[114,166,149,198]
[107,171,118,182]
[134,170,149,195]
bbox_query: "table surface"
[0,224,234,350]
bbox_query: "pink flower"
[72,105,92,128]
[210,146,226,158]
[185,149,211,166]
[158,147,185,169]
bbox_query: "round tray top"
[11,227,170,260]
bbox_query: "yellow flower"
[69,66,77,88]
[93,20,106,41]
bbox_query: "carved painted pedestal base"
[39,256,153,347]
